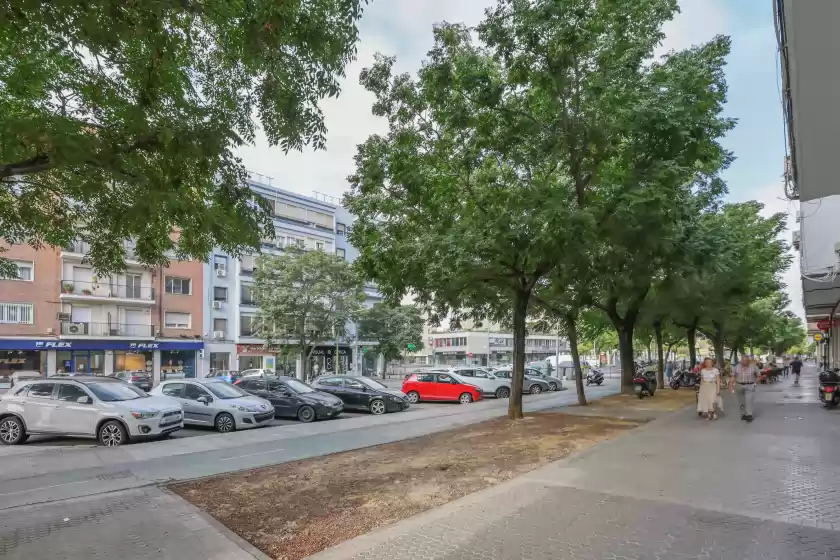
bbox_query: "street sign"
[814,332,824,342]
[817,319,833,331]
[407,343,416,352]
[361,346,367,353]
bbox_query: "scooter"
[633,370,657,399]
[669,369,698,390]
[819,369,840,409]
[586,369,604,386]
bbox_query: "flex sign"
[0,339,204,351]
[129,343,160,350]
[35,341,74,349]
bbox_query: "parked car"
[0,376,183,446]
[110,371,153,392]
[239,368,276,378]
[446,367,511,398]
[311,375,410,414]
[235,376,344,422]
[490,367,551,394]
[205,370,242,384]
[8,370,43,388]
[521,369,563,391]
[401,372,483,404]
[150,378,274,432]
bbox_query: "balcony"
[60,280,155,304]
[240,298,257,307]
[60,321,155,338]
[63,240,142,265]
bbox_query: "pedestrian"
[665,360,673,381]
[790,354,804,385]
[731,354,760,422]
[697,357,720,421]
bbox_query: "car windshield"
[358,378,388,390]
[285,379,315,393]
[85,382,147,401]
[204,382,249,399]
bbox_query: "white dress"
[697,367,719,414]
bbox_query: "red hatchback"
[402,372,482,404]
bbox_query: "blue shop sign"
[0,339,204,351]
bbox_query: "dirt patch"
[577,387,698,414]
[171,413,638,560]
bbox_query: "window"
[0,260,33,281]
[240,315,257,336]
[0,303,33,324]
[213,286,228,301]
[241,284,256,305]
[213,318,227,332]
[309,210,333,228]
[336,248,346,259]
[27,383,55,399]
[57,384,89,402]
[161,383,184,397]
[184,384,209,400]
[213,255,227,273]
[240,255,256,272]
[164,277,191,295]
[416,373,435,382]
[316,241,325,251]
[248,379,266,391]
[336,222,347,236]
[164,312,191,329]
[345,379,366,390]
[318,377,344,387]
[457,369,475,377]
[437,374,454,384]
[276,202,308,221]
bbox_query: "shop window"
[0,350,43,374]
[0,260,33,281]
[164,312,191,329]
[0,303,34,324]
[239,355,263,370]
[162,350,195,379]
[164,277,191,295]
[214,286,228,301]
[114,351,153,373]
[210,352,230,371]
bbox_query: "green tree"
[0,0,366,276]
[357,304,425,362]
[253,250,365,380]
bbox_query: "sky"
[236,0,803,320]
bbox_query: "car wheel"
[98,420,127,447]
[215,412,235,433]
[369,399,387,415]
[298,405,316,423]
[0,416,26,445]
[495,386,511,399]
[458,392,473,404]
[529,384,543,395]
[406,391,420,404]
[548,382,558,391]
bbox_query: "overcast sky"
[236,0,802,320]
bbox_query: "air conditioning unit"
[792,230,801,250]
[212,300,222,309]
[216,268,226,277]
[66,322,85,335]
[213,331,225,340]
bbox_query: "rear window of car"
[27,383,55,399]
[415,374,435,382]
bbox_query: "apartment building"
[201,179,382,376]
[0,241,204,382]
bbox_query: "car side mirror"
[197,395,211,405]
[76,396,91,405]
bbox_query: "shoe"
[741,415,746,420]
[745,415,754,422]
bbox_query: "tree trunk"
[617,326,636,393]
[687,327,697,369]
[712,321,725,368]
[566,314,587,406]
[508,289,529,420]
[654,320,664,389]
[647,341,652,362]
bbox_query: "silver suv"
[448,367,511,398]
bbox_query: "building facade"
[775,0,840,365]
[0,241,204,382]
[200,179,382,377]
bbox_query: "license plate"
[634,385,642,393]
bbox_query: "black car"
[311,375,410,415]
[234,375,343,423]
[110,371,152,392]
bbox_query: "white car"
[150,378,274,432]
[239,368,275,378]
[0,376,183,447]
[447,367,512,398]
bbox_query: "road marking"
[220,448,285,461]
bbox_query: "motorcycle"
[633,370,657,399]
[586,369,604,386]
[669,369,698,390]
[819,369,840,409]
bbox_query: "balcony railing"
[60,280,155,300]
[240,298,257,306]
[65,240,141,260]
[60,321,155,337]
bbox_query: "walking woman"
[697,357,721,420]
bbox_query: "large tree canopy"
[0,0,366,274]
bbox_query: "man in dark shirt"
[790,355,804,385]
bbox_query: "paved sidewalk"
[312,366,840,559]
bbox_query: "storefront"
[0,339,203,383]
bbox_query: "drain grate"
[95,470,133,482]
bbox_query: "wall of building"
[0,244,60,338]
[156,260,204,339]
